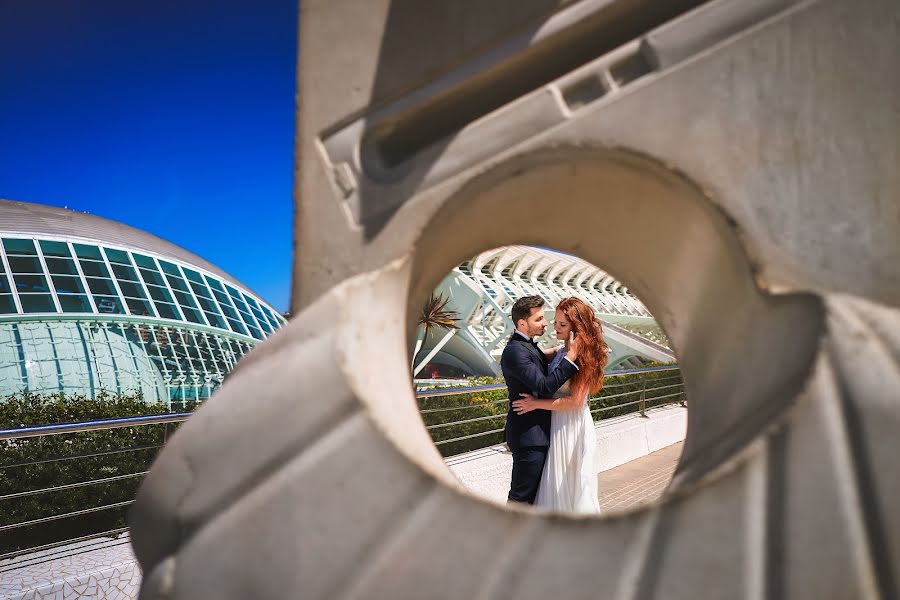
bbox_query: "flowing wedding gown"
[535,349,602,513]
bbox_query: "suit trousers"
[508,446,548,504]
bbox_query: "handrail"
[0,367,680,440]
[0,363,684,562]
[0,412,191,441]
[415,365,678,398]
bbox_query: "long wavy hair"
[557,297,609,397]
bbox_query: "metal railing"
[0,366,684,563]
[0,413,190,565]
[417,366,685,451]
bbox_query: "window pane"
[139,267,165,287]
[225,286,252,316]
[249,306,273,333]
[73,244,103,260]
[3,238,37,255]
[172,290,194,307]
[39,240,72,257]
[195,296,218,314]
[85,277,117,295]
[50,274,86,294]
[117,281,146,298]
[259,307,280,330]
[226,317,248,336]
[182,268,204,283]
[165,273,189,292]
[214,291,232,309]
[133,254,157,269]
[124,297,154,316]
[111,263,139,281]
[181,307,204,324]
[204,311,227,329]
[0,294,16,314]
[188,280,213,299]
[204,276,225,292]
[158,260,180,276]
[104,248,131,265]
[78,259,110,278]
[20,294,55,313]
[59,294,92,313]
[45,257,80,275]
[216,300,239,321]
[146,284,173,303]
[14,273,50,292]
[0,275,11,294]
[7,255,43,273]
[94,296,125,314]
[154,302,180,320]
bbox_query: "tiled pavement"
[0,536,139,600]
[598,442,682,512]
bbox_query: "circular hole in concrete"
[403,147,823,513]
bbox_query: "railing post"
[680,381,687,407]
[639,374,648,418]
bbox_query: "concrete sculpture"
[131,0,900,597]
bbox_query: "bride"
[512,297,608,513]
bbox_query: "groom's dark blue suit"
[501,332,577,504]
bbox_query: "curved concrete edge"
[446,405,687,505]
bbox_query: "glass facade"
[0,235,286,407]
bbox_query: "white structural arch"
[415,245,675,377]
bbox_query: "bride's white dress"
[535,350,601,513]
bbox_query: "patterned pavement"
[598,442,682,512]
[0,536,139,600]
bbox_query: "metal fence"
[0,412,190,567]
[417,366,684,455]
[0,366,683,563]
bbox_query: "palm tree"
[412,292,459,376]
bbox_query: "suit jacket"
[501,334,578,450]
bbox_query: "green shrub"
[418,367,683,458]
[0,391,194,555]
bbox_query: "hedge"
[0,391,196,555]
[418,366,682,457]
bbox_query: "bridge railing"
[0,366,683,562]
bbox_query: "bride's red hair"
[557,297,609,397]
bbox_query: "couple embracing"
[501,295,608,513]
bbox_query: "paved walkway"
[2,441,685,599]
[598,442,682,512]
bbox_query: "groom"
[501,295,580,504]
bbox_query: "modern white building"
[0,199,285,407]
[414,246,674,377]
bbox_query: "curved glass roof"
[0,236,285,341]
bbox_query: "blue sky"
[0,1,297,311]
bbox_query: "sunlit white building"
[415,246,674,378]
[0,199,285,407]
